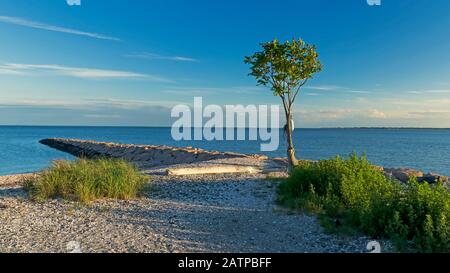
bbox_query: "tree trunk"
[286,111,298,172]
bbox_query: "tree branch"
[291,79,308,105]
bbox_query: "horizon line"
[1,125,450,130]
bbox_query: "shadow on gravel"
[103,197,318,253]
[0,187,27,199]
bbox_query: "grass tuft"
[24,158,149,203]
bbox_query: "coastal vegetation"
[278,154,450,252]
[24,158,148,203]
[245,38,322,170]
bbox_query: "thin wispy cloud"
[376,98,450,108]
[297,108,387,121]
[66,0,81,6]
[0,99,81,108]
[83,114,121,119]
[0,98,183,110]
[297,109,354,119]
[159,86,267,96]
[125,52,198,62]
[0,16,119,41]
[304,85,344,91]
[346,90,372,94]
[304,85,372,94]
[0,68,24,75]
[0,63,172,82]
[86,98,184,109]
[408,111,450,117]
[407,89,450,94]
[368,109,387,119]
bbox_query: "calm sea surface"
[0,126,449,176]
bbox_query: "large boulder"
[384,168,424,183]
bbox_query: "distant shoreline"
[0,125,450,130]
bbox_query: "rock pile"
[39,138,269,169]
[383,167,449,185]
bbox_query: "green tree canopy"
[244,38,322,102]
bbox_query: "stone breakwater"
[40,138,269,163]
[39,138,281,172]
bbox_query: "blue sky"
[0,0,449,127]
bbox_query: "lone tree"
[244,38,322,170]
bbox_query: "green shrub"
[25,158,149,203]
[278,153,450,252]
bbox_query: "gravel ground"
[0,171,392,253]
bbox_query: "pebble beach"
[0,170,391,253]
